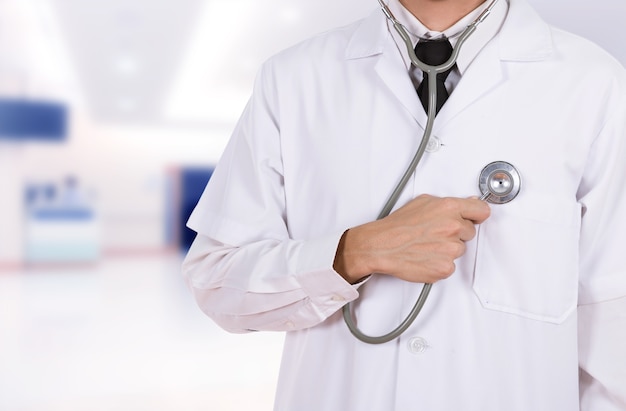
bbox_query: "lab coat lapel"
[433,0,554,128]
[434,44,504,127]
[374,41,425,125]
[346,9,425,126]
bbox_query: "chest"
[279,67,593,238]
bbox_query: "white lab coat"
[183,0,626,409]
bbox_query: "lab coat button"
[331,295,345,302]
[408,336,430,354]
[425,136,442,153]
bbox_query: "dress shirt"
[386,0,508,96]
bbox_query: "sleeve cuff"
[294,230,361,317]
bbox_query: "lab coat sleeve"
[182,59,360,333]
[578,297,626,410]
[576,76,626,407]
[182,233,360,333]
[576,77,626,305]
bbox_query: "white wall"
[1,0,624,264]
[527,0,626,65]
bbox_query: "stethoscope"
[342,0,521,344]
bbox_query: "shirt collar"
[386,0,509,74]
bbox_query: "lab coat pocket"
[472,199,581,324]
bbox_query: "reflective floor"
[0,254,284,411]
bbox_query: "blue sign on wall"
[179,167,214,251]
[0,98,68,141]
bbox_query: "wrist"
[333,228,373,284]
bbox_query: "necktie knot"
[414,38,455,114]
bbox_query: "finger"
[458,198,491,224]
[458,220,478,242]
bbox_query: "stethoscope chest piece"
[479,161,521,204]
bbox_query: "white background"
[0,1,624,410]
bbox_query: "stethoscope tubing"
[342,0,500,345]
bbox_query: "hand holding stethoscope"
[341,163,521,345]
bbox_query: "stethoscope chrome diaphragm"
[479,161,521,204]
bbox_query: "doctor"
[183,0,626,409]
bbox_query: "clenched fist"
[334,194,491,284]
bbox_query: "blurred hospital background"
[0,0,624,410]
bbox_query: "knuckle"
[440,261,456,278]
[454,241,467,257]
[464,225,478,241]
[442,219,464,236]
[442,241,465,258]
[469,224,477,236]
[439,197,458,211]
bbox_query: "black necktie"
[414,39,454,115]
